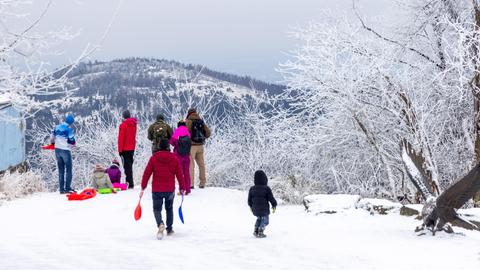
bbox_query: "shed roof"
[0,96,12,110]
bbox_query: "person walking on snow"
[105,158,122,184]
[248,170,277,238]
[170,120,192,195]
[118,110,137,189]
[148,114,173,154]
[140,139,186,239]
[50,114,76,194]
[186,108,211,189]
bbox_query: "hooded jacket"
[50,122,76,151]
[186,112,211,145]
[105,164,121,184]
[118,118,137,153]
[141,150,186,192]
[92,170,113,190]
[248,170,277,217]
[170,126,191,155]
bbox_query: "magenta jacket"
[169,126,191,154]
[105,164,122,184]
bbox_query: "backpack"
[191,119,206,144]
[177,135,192,156]
[152,121,169,147]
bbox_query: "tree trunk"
[353,114,397,198]
[399,92,440,198]
[472,1,480,206]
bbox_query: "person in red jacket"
[118,110,137,189]
[140,139,186,239]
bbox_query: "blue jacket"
[50,122,76,151]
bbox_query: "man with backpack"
[186,108,211,189]
[148,114,173,154]
[170,120,192,195]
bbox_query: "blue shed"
[0,99,26,171]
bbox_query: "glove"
[272,207,276,214]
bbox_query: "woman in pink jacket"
[170,120,192,195]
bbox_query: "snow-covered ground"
[0,187,479,270]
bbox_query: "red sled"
[41,144,55,150]
[67,188,97,201]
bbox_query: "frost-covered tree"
[280,0,480,200]
[0,0,79,120]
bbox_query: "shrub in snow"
[269,175,324,204]
[0,171,45,202]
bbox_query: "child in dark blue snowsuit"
[248,170,277,238]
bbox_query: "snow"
[356,198,403,214]
[0,95,11,106]
[1,188,480,270]
[304,194,361,214]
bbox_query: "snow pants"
[152,192,175,231]
[176,154,191,194]
[189,144,206,187]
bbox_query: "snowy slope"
[0,187,479,270]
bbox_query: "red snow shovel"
[134,193,143,221]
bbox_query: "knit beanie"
[65,114,75,125]
[94,164,105,173]
[177,120,186,127]
[186,108,196,119]
[156,114,165,121]
[122,110,131,119]
[159,138,170,151]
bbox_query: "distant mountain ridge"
[30,57,286,131]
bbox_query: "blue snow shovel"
[178,193,185,224]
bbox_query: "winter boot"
[256,228,266,238]
[157,223,165,240]
[253,227,259,237]
[167,229,175,236]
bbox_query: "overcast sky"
[30,0,395,82]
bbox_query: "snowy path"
[0,187,479,270]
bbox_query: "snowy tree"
[279,0,480,200]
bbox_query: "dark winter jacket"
[186,112,211,145]
[248,170,277,217]
[148,119,173,141]
[118,118,137,153]
[105,164,121,184]
[141,150,186,192]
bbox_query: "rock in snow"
[303,194,361,214]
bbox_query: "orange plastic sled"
[67,188,97,201]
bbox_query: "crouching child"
[248,170,277,238]
[91,164,116,194]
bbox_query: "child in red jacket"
[140,139,185,239]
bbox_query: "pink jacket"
[170,126,191,154]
